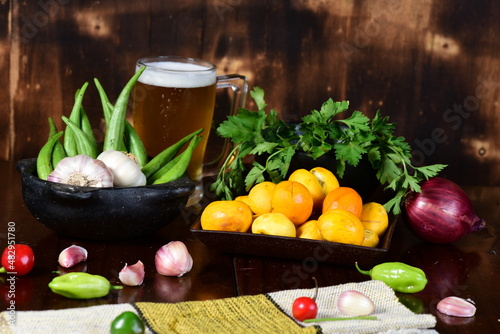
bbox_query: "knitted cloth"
[0,280,436,334]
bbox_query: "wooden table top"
[1,159,499,333]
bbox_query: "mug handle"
[203,74,248,175]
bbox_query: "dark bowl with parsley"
[17,158,195,241]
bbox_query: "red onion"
[404,177,485,243]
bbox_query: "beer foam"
[137,61,216,88]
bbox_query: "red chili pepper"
[292,277,319,321]
[0,244,35,276]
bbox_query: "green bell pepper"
[48,272,122,299]
[355,262,428,293]
[110,311,145,334]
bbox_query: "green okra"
[37,131,64,180]
[79,106,96,145]
[64,82,89,157]
[93,78,112,124]
[124,120,148,167]
[103,66,145,152]
[142,128,203,179]
[62,116,99,158]
[48,117,67,168]
[151,135,202,185]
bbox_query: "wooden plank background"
[1,0,499,186]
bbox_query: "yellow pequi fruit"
[317,209,365,246]
[271,180,314,226]
[322,186,363,217]
[288,167,339,212]
[361,229,380,247]
[201,200,253,233]
[235,195,252,207]
[310,167,340,195]
[251,212,296,237]
[296,220,324,240]
[359,202,389,236]
[288,169,325,211]
[247,181,276,215]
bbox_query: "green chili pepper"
[64,82,89,157]
[110,311,145,334]
[37,131,64,180]
[47,117,67,168]
[151,135,202,185]
[103,66,146,152]
[355,262,428,293]
[48,272,122,299]
[142,128,203,179]
[62,116,99,158]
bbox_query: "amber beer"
[132,57,217,205]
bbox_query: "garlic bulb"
[48,155,114,187]
[58,245,88,268]
[155,241,193,277]
[97,150,146,187]
[436,296,476,317]
[119,260,145,286]
[336,290,376,316]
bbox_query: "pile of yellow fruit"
[201,167,389,247]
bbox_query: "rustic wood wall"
[1,0,499,186]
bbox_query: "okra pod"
[79,106,96,145]
[103,66,145,151]
[104,101,127,152]
[62,116,99,158]
[64,82,89,157]
[48,117,67,168]
[95,78,129,151]
[142,128,203,179]
[124,120,148,167]
[37,131,64,180]
[93,78,112,124]
[151,135,202,185]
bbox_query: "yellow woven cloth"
[0,281,436,334]
[136,294,318,334]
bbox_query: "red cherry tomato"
[292,296,318,321]
[0,244,35,276]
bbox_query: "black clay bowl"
[17,158,195,241]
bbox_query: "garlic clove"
[436,296,476,317]
[119,260,145,286]
[155,241,193,277]
[97,150,147,187]
[58,245,88,268]
[48,155,114,187]
[336,290,376,316]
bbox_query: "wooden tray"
[190,215,397,267]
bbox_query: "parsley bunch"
[210,87,446,215]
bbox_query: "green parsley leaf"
[210,87,447,215]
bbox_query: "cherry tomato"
[292,296,318,321]
[0,244,35,276]
[292,277,319,321]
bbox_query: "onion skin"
[404,177,485,243]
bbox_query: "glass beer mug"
[131,56,248,206]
